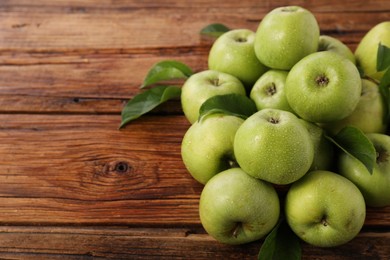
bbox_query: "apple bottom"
[199,168,280,245]
[285,171,366,247]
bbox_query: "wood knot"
[96,160,133,176]
[114,161,130,173]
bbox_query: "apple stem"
[211,78,220,86]
[232,222,242,238]
[376,147,389,164]
[281,6,299,12]
[266,83,277,96]
[268,117,279,124]
[321,216,328,227]
[315,74,329,87]
[235,37,247,43]
[228,160,240,168]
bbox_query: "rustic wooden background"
[0,0,389,259]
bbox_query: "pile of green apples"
[180,6,390,248]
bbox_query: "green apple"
[318,35,356,64]
[285,170,366,247]
[249,70,294,113]
[254,6,320,70]
[338,133,390,207]
[299,119,335,171]
[234,108,314,185]
[181,113,244,184]
[322,79,387,135]
[208,29,268,90]
[181,70,246,124]
[285,51,362,123]
[199,168,280,245]
[355,21,390,81]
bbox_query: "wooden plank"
[0,95,125,114]
[0,114,201,225]
[0,0,389,13]
[0,114,388,226]
[0,1,388,258]
[0,9,386,114]
[0,54,198,114]
[0,2,386,115]
[0,55,206,100]
[0,226,388,259]
[0,9,387,52]
[0,94,182,115]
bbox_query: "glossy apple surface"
[199,168,280,245]
[322,79,387,135]
[318,35,356,64]
[285,51,361,123]
[234,108,314,185]
[208,29,268,90]
[338,133,390,207]
[285,170,366,247]
[355,21,390,81]
[181,70,246,124]
[254,6,319,70]
[181,113,244,184]
[300,119,334,171]
[250,70,294,113]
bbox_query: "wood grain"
[0,226,388,259]
[0,114,201,225]
[0,55,206,99]
[0,0,389,11]
[0,0,389,258]
[0,114,388,227]
[0,8,387,51]
[0,7,387,114]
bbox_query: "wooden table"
[0,1,389,259]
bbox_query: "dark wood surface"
[0,1,389,259]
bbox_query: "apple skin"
[355,21,390,81]
[299,119,335,171]
[285,51,362,123]
[208,29,268,90]
[318,35,356,64]
[181,113,244,184]
[285,170,366,247]
[234,108,314,185]
[254,6,320,70]
[181,70,246,124]
[338,133,390,207]
[199,168,280,245]
[322,79,387,135]
[249,70,294,113]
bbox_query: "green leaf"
[356,64,365,78]
[378,68,390,124]
[200,23,231,38]
[325,126,376,174]
[198,94,257,122]
[258,219,301,260]
[377,43,390,72]
[141,60,193,88]
[120,85,181,128]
